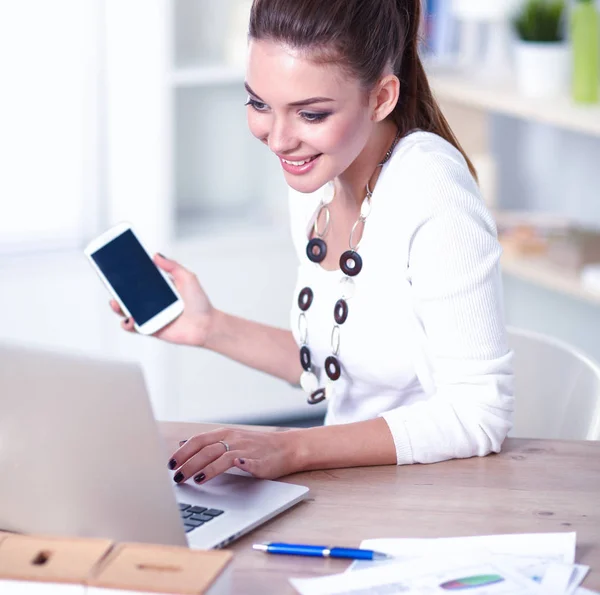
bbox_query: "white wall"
[103,0,174,249]
[0,1,103,252]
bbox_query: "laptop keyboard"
[178,502,225,533]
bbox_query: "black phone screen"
[91,230,178,326]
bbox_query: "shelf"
[171,65,245,88]
[429,70,600,139]
[501,251,600,306]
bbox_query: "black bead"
[340,250,362,277]
[325,355,341,381]
[298,287,314,311]
[306,238,327,263]
[300,346,311,371]
[307,388,327,405]
[334,299,348,324]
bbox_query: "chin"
[283,173,329,195]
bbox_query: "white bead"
[340,276,356,299]
[300,371,319,394]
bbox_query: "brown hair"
[249,0,477,179]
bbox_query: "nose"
[267,115,298,155]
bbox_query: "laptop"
[0,342,309,549]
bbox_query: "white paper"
[349,533,577,573]
[342,533,589,595]
[541,563,577,594]
[492,555,588,594]
[290,553,543,595]
[566,568,592,595]
[0,580,84,594]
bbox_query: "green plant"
[513,0,566,43]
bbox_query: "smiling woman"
[109,0,514,484]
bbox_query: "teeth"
[282,157,314,166]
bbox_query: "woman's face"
[245,39,375,194]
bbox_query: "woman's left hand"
[168,427,303,484]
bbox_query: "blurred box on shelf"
[546,227,600,270]
[496,208,600,276]
[499,224,549,257]
[0,533,113,594]
[495,210,572,258]
[87,542,233,595]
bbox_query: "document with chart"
[290,553,544,595]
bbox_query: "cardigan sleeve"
[380,150,515,465]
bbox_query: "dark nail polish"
[158,253,167,258]
[239,458,246,465]
[173,471,184,483]
[124,318,130,324]
[179,440,187,447]
[194,473,206,483]
[168,459,177,470]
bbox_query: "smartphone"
[84,222,184,335]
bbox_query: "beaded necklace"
[297,128,402,404]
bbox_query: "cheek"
[247,111,267,141]
[317,113,371,156]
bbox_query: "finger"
[153,253,193,285]
[233,456,256,476]
[168,429,227,466]
[121,317,136,333]
[190,450,238,485]
[109,299,123,315]
[171,444,235,485]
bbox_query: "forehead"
[246,39,361,103]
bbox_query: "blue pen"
[252,542,391,560]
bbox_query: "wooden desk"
[160,422,600,594]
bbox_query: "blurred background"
[0,0,599,427]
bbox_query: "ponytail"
[393,0,478,180]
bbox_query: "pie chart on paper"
[440,574,505,590]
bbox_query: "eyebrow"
[244,82,335,107]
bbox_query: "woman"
[112,0,514,484]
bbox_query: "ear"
[370,74,400,122]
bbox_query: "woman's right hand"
[109,254,215,347]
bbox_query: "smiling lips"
[279,153,322,175]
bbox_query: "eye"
[245,97,269,112]
[301,112,331,123]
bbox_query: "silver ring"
[298,312,308,344]
[331,325,340,356]
[218,440,230,453]
[349,219,364,251]
[313,204,331,238]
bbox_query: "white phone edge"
[83,221,184,335]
